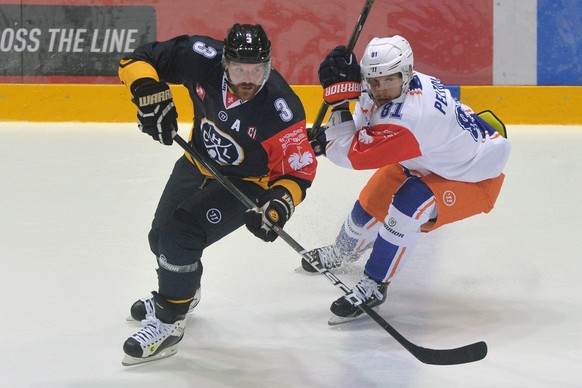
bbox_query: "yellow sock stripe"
[167,297,194,305]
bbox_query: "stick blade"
[413,341,488,366]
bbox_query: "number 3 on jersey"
[274,98,293,122]
[192,41,217,59]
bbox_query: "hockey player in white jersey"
[304,35,511,324]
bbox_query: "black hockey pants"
[148,155,265,301]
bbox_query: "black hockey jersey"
[119,34,317,205]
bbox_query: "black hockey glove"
[308,108,353,156]
[245,186,295,242]
[318,45,362,106]
[308,127,327,156]
[131,79,178,145]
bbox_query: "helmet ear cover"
[223,23,271,64]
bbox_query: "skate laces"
[353,276,384,302]
[132,316,173,345]
[141,297,155,317]
[316,245,345,268]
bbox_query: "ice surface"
[0,122,581,387]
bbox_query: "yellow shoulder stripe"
[118,59,159,92]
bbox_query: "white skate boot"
[328,275,389,325]
[122,292,190,366]
[301,245,359,273]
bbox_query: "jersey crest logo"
[357,127,374,144]
[455,102,480,141]
[206,208,222,224]
[196,84,206,100]
[277,127,315,171]
[443,190,456,206]
[225,90,238,108]
[201,119,244,165]
[288,149,313,170]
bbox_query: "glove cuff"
[328,109,353,127]
[271,186,295,219]
[323,81,361,105]
[130,77,159,95]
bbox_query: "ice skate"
[126,287,201,322]
[300,245,359,273]
[122,316,185,366]
[122,292,190,366]
[328,275,388,325]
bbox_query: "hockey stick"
[308,0,375,140]
[173,134,487,365]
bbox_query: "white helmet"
[360,35,414,98]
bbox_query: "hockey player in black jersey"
[118,24,317,365]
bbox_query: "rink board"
[0,84,581,124]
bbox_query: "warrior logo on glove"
[131,79,179,146]
[323,82,361,104]
[318,45,362,107]
[245,186,295,242]
[137,89,173,107]
[267,208,280,223]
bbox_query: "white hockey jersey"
[325,72,511,183]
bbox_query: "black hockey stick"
[308,0,375,140]
[173,134,487,365]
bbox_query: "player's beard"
[374,95,394,108]
[373,87,403,108]
[230,82,261,101]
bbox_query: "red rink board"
[0,0,493,85]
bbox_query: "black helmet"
[223,23,271,63]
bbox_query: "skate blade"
[327,307,380,326]
[294,266,318,274]
[121,346,178,366]
[328,314,366,326]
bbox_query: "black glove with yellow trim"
[131,79,178,145]
[245,186,295,242]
